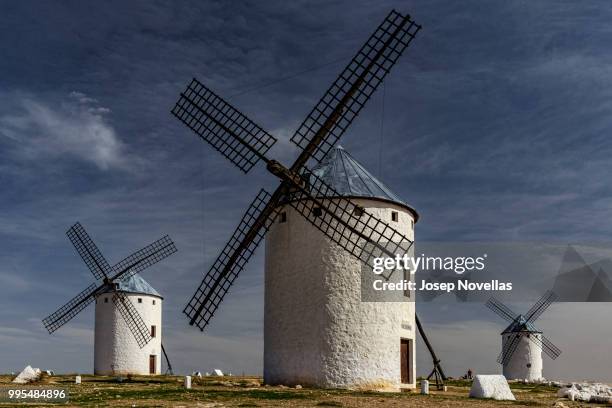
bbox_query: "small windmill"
[486,291,562,381]
[42,222,177,374]
[172,9,446,388]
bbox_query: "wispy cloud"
[0,270,30,291]
[0,92,127,170]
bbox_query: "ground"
[0,375,593,407]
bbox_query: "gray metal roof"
[308,146,418,220]
[502,315,541,334]
[99,273,162,298]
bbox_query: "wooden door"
[149,355,156,374]
[400,339,412,384]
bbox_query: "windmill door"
[400,339,413,384]
[149,355,156,374]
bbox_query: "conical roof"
[308,146,418,221]
[501,315,541,334]
[98,273,162,298]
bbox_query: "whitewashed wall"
[502,332,543,381]
[94,293,162,375]
[264,198,416,391]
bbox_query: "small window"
[312,207,322,217]
[411,219,414,229]
[138,298,142,304]
[526,363,532,368]
[403,269,411,298]
[391,211,398,222]
[353,207,364,217]
[104,297,108,303]
[279,212,287,223]
[151,325,156,338]
[152,299,156,305]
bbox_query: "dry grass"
[0,374,591,407]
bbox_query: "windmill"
[42,222,177,375]
[485,291,562,381]
[171,9,445,389]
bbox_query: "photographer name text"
[373,279,512,292]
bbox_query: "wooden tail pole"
[415,313,446,390]
[161,343,174,375]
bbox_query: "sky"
[1,0,612,380]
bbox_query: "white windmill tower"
[486,292,562,381]
[94,274,163,375]
[500,316,543,380]
[42,222,177,376]
[264,146,419,390]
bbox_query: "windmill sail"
[42,283,98,333]
[541,335,562,359]
[485,297,518,323]
[172,78,278,173]
[112,292,153,348]
[290,10,421,169]
[67,222,112,280]
[498,333,522,365]
[525,290,557,323]
[111,235,177,281]
[184,189,281,329]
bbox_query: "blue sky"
[1,1,612,380]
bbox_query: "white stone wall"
[502,333,543,381]
[94,293,162,375]
[264,198,416,391]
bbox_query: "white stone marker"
[469,375,515,400]
[421,380,429,395]
[75,375,81,384]
[184,376,192,389]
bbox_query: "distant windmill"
[42,222,177,375]
[172,9,446,390]
[486,291,562,381]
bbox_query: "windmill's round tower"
[264,146,418,391]
[501,316,543,381]
[94,273,162,375]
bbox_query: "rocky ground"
[0,374,602,407]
